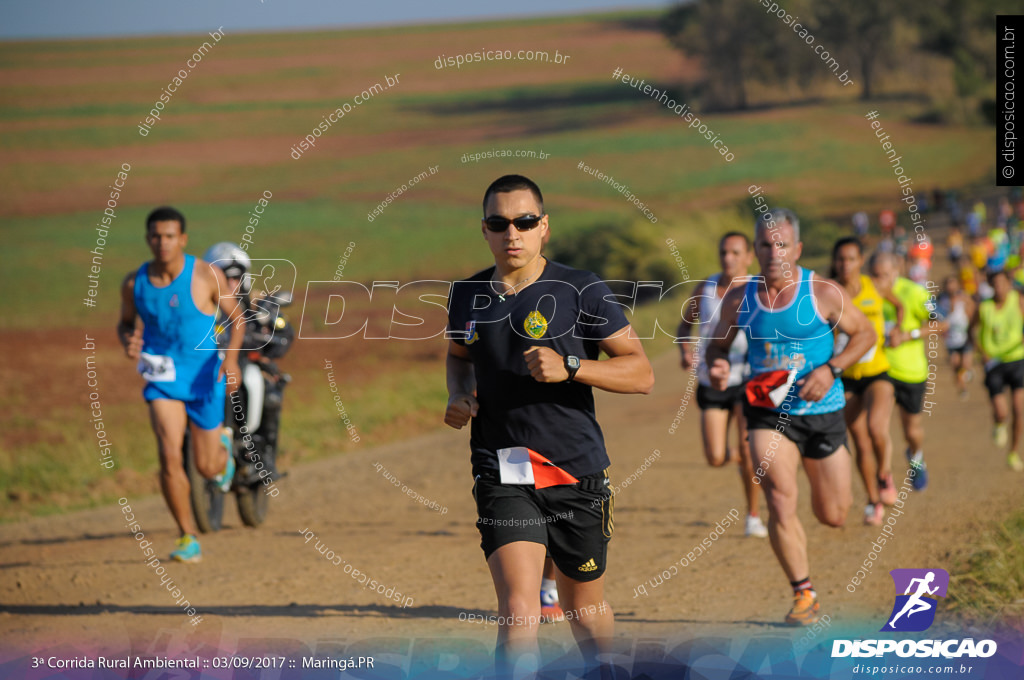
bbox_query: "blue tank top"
[134,254,221,397]
[738,267,845,416]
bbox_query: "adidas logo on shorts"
[579,558,598,572]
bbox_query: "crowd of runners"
[114,177,1023,679]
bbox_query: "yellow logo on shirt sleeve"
[524,311,548,339]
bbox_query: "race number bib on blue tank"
[138,352,177,382]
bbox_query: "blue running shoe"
[171,534,202,563]
[905,449,928,491]
[213,428,235,492]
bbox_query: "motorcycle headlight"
[275,316,287,330]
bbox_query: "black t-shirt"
[447,259,630,479]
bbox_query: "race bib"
[746,368,798,409]
[497,447,535,485]
[497,446,579,488]
[138,352,176,382]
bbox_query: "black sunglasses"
[483,214,545,232]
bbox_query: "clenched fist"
[445,393,479,429]
[524,346,569,383]
[708,358,731,391]
[123,327,143,360]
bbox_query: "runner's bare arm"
[200,263,244,392]
[676,284,703,369]
[968,304,988,364]
[882,288,905,329]
[445,340,478,429]
[117,271,142,359]
[796,278,875,400]
[705,286,742,390]
[209,264,246,354]
[820,278,875,367]
[523,325,654,394]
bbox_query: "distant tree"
[660,0,784,110]
[814,0,905,100]
[911,0,1015,120]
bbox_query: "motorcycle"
[184,291,294,531]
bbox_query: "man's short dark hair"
[482,175,544,216]
[832,236,863,259]
[720,231,751,250]
[146,206,186,233]
[830,236,864,279]
[988,268,1009,285]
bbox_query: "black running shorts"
[473,471,613,583]
[696,383,745,410]
[841,372,891,397]
[985,359,1024,398]
[890,377,928,414]
[744,404,848,460]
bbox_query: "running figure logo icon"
[881,568,949,632]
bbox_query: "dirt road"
[2,327,1022,676]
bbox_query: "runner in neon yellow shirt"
[970,269,1024,471]
[831,237,904,526]
[872,253,942,491]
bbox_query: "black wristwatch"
[827,362,843,379]
[564,355,581,382]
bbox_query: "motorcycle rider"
[202,243,289,486]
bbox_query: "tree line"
[661,0,1010,121]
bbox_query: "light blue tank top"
[134,254,221,395]
[738,267,845,416]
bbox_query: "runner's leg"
[148,399,196,537]
[899,408,925,456]
[191,421,229,479]
[749,429,806,581]
[733,401,759,517]
[865,379,895,482]
[553,568,613,673]
[845,393,878,505]
[950,351,965,393]
[1011,387,1024,453]
[487,541,546,678]
[803,446,852,528]
[701,408,731,466]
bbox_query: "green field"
[0,11,996,519]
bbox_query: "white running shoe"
[745,514,768,538]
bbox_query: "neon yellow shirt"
[883,277,931,383]
[979,290,1024,363]
[843,275,890,379]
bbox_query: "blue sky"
[1,0,667,40]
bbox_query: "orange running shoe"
[541,602,565,623]
[540,589,565,623]
[784,589,820,626]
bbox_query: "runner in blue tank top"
[118,207,247,563]
[706,207,876,628]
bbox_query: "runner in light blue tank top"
[134,253,224,409]
[119,207,246,564]
[705,207,876,628]
[739,266,845,416]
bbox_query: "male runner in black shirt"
[446,175,653,677]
